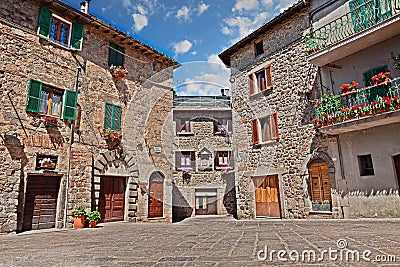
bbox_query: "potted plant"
[39,158,56,169]
[103,129,123,142]
[41,115,60,127]
[109,65,128,78]
[86,211,101,228]
[71,205,87,229]
[340,81,358,96]
[371,72,391,86]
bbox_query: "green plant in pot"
[86,211,101,228]
[71,205,87,229]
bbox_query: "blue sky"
[60,0,298,95]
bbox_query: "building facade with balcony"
[0,0,178,233]
[308,0,400,217]
[171,96,236,222]
[219,2,339,220]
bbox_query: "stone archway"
[93,149,139,222]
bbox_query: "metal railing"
[305,0,400,55]
[314,76,400,126]
[173,96,231,108]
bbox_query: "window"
[252,113,278,144]
[363,65,388,87]
[176,118,191,133]
[249,65,272,95]
[215,151,232,168]
[108,43,125,67]
[214,118,232,133]
[104,103,122,130]
[254,41,264,57]
[25,79,78,120]
[37,7,84,50]
[358,154,374,176]
[175,151,195,170]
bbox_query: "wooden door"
[148,181,163,218]
[308,162,332,203]
[23,176,60,231]
[99,176,125,222]
[394,155,400,189]
[254,175,281,218]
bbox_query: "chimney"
[80,0,90,14]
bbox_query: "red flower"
[351,81,359,87]
[340,84,350,91]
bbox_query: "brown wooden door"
[254,175,281,218]
[308,162,332,203]
[23,176,60,231]
[148,181,164,218]
[394,155,400,189]
[99,177,125,222]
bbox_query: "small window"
[214,118,232,133]
[252,113,278,144]
[176,118,191,133]
[358,154,374,176]
[37,7,84,50]
[215,151,232,169]
[255,41,264,57]
[176,151,195,170]
[108,43,125,67]
[25,79,78,120]
[104,103,122,130]
[249,65,272,95]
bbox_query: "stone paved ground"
[0,216,399,266]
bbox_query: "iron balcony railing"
[313,76,400,128]
[173,96,231,108]
[305,0,400,55]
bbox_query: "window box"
[26,79,78,120]
[41,115,60,127]
[37,7,84,50]
[110,65,128,79]
[36,155,58,170]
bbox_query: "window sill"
[215,167,233,171]
[38,35,80,51]
[253,139,278,148]
[177,132,195,136]
[214,132,231,135]
[176,168,194,171]
[249,87,273,98]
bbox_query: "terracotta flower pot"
[73,215,85,229]
[88,221,96,228]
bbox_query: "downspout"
[64,66,81,228]
[335,134,345,179]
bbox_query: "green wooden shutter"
[113,105,122,130]
[108,43,117,66]
[363,65,388,86]
[104,103,113,129]
[363,65,389,102]
[116,46,125,67]
[38,7,52,37]
[62,90,78,120]
[377,0,392,20]
[71,23,84,50]
[26,79,42,113]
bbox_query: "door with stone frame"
[99,176,126,222]
[22,175,61,231]
[148,172,164,218]
[394,154,400,189]
[254,175,281,218]
[308,161,332,211]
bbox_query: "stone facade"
[219,2,340,220]
[0,0,177,233]
[172,101,236,221]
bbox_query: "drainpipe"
[335,134,345,179]
[64,66,81,228]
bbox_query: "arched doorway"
[308,159,332,212]
[148,172,164,218]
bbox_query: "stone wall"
[229,9,321,219]
[0,0,175,232]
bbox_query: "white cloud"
[275,0,298,13]
[132,5,148,32]
[223,11,269,39]
[190,51,198,55]
[262,0,273,5]
[122,0,133,10]
[198,3,210,16]
[176,6,190,21]
[232,0,259,12]
[173,40,193,55]
[180,72,231,96]
[101,5,112,13]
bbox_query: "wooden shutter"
[62,90,78,120]
[103,102,113,129]
[249,74,255,95]
[266,65,273,88]
[190,152,196,169]
[272,113,279,139]
[363,65,388,86]
[26,79,42,113]
[38,7,52,37]
[227,119,232,132]
[176,118,181,133]
[175,152,181,169]
[108,43,117,66]
[116,45,125,67]
[71,23,84,50]
[113,105,122,130]
[251,119,259,145]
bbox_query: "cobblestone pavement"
[0,216,399,266]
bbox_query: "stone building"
[306,0,400,218]
[0,0,178,233]
[218,1,340,219]
[171,95,237,221]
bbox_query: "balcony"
[313,76,400,135]
[305,0,400,66]
[173,96,231,108]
